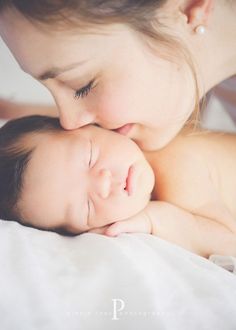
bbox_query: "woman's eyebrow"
[37,60,88,81]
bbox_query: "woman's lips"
[114,123,134,136]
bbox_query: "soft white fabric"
[1,220,236,330]
[210,255,236,274]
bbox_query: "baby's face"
[19,125,154,234]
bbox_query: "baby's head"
[0,116,154,235]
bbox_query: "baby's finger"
[106,215,152,237]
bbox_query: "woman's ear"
[180,0,214,29]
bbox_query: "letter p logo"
[112,298,125,320]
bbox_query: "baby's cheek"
[95,202,118,224]
[95,197,147,225]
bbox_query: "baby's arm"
[99,201,236,257]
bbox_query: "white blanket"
[1,220,236,330]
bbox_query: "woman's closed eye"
[74,80,95,99]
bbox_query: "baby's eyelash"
[74,80,95,99]
[87,200,91,222]
[89,140,92,167]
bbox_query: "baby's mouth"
[124,165,135,196]
[114,123,134,136]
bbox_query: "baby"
[0,115,236,258]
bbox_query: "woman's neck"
[190,1,236,96]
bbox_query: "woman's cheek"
[100,97,128,124]
[97,85,136,124]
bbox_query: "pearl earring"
[195,25,206,35]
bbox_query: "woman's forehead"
[0,12,136,76]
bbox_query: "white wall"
[0,38,54,104]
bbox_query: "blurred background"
[0,37,54,126]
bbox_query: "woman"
[0,0,235,150]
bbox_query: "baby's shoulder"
[149,131,217,207]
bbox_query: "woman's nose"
[92,169,112,199]
[59,106,95,130]
[46,80,96,130]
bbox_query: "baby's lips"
[114,123,134,136]
[125,165,135,196]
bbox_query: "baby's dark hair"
[0,115,68,233]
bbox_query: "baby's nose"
[95,169,112,199]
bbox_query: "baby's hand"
[89,201,191,238]
[88,201,236,257]
[88,201,203,255]
[99,201,195,239]
[106,209,153,237]
[88,203,154,237]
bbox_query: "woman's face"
[0,10,196,150]
[18,125,154,234]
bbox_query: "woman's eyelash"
[74,80,95,99]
